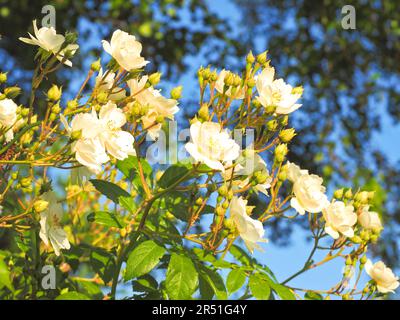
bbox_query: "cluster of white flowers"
[61,102,136,174]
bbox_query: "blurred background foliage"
[0,0,399,267]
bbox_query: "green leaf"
[125,240,166,281]
[56,291,90,300]
[249,274,271,300]
[271,283,296,300]
[197,265,227,300]
[230,245,252,266]
[158,164,189,188]
[227,269,246,294]
[166,253,198,300]
[90,248,116,283]
[87,211,125,228]
[132,274,159,293]
[119,196,136,212]
[305,291,323,300]
[117,155,152,180]
[0,258,13,291]
[90,179,131,203]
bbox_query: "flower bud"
[0,72,7,83]
[33,200,49,213]
[344,188,353,199]
[198,104,209,120]
[90,59,101,72]
[47,85,62,101]
[195,197,204,206]
[67,99,79,110]
[224,217,236,231]
[274,144,288,163]
[20,177,32,188]
[247,78,256,88]
[370,234,378,243]
[350,236,362,244]
[264,105,276,114]
[222,201,229,209]
[278,171,287,181]
[155,115,165,124]
[345,256,352,265]
[59,262,71,273]
[360,255,367,265]
[291,86,304,96]
[267,119,278,131]
[254,171,269,184]
[69,129,82,141]
[279,128,296,142]
[97,91,109,104]
[51,103,61,114]
[218,185,228,196]
[210,70,218,82]
[355,191,369,204]
[256,51,268,64]
[216,205,225,216]
[170,86,183,100]
[246,51,255,64]
[334,188,344,199]
[367,191,375,200]
[4,86,21,99]
[148,72,162,86]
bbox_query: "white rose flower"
[128,76,179,139]
[72,138,110,174]
[365,259,399,294]
[39,191,71,256]
[0,98,18,142]
[19,20,78,67]
[215,69,245,99]
[230,196,266,253]
[286,161,309,183]
[102,30,149,71]
[358,206,383,231]
[322,201,357,239]
[97,102,136,160]
[290,173,329,215]
[95,68,126,101]
[185,121,240,171]
[256,66,302,114]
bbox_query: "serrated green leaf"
[166,253,198,300]
[227,269,246,294]
[125,241,166,281]
[249,274,271,300]
[90,179,131,203]
[87,211,125,228]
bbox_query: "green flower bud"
[195,197,203,206]
[148,72,162,86]
[218,185,228,196]
[33,200,49,213]
[370,234,378,243]
[47,85,62,101]
[351,236,362,244]
[11,172,18,180]
[51,103,61,114]
[155,115,165,124]
[90,59,101,72]
[264,105,276,114]
[345,256,352,265]
[20,177,32,188]
[256,51,268,64]
[210,70,218,82]
[216,205,225,216]
[247,78,256,88]
[355,191,369,204]
[222,201,229,209]
[67,99,79,110]
[334,188,344,199]
[274,144,288,163]
[280,115,289,126]
[360,255,367,265]
[267,119,278,131]
[279,128,296,142]
[254,171,269,184]
[278,171,287,181]
[4,86,21,99]
[198,104,209,120]
[246,51,255,64]
[227,190,234,200]
[170,86,183,100]
[20,108,30,117]
[71,130,82,141]
[97,91,109,104]
[344,188,353,199]
[0,72,7,83]
[291,86,304,96]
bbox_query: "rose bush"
[0,21,398,300]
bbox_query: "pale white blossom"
[0,98,18,142]
[290,172,329,215]
[230,196,266,253]
[358,206,383,231]
[256,66,302,114]
[365,259,399,294]
[102,30,148,71]
[286,161,309,183]
[322,201,357,239]
[39,191,70,256]
[19,20,78,67]
[215,69,245,99]
[128,76,179,139]
[185,121,240,171]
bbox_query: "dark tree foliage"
[235,0,400,265]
